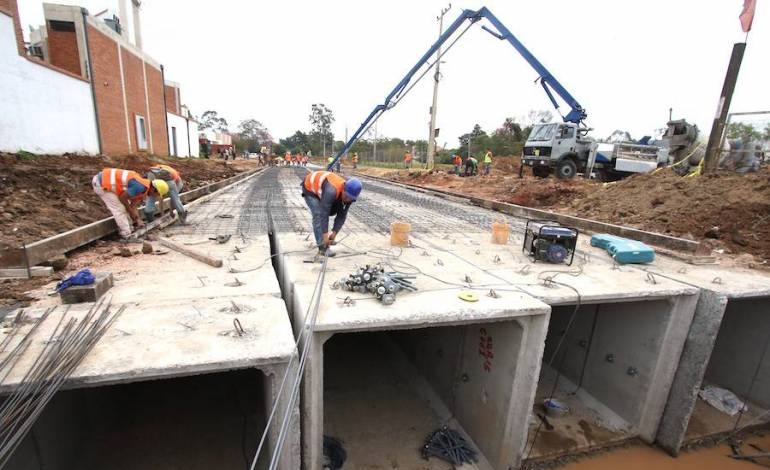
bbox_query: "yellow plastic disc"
[458,292,479,302]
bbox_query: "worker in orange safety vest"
[92,168,168,239]
[301,171,362,257]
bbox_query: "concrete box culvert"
[275,233,551,470]
[0,300,300,470]
[4,369,278,470]
[650,258,770,455]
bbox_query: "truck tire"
[556,159,577,179]
[533,166,551,178]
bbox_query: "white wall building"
[0,11,99,154]
[167,105,199,157]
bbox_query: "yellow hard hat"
[151,179,169,197]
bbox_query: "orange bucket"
[491,222,510,244]
[390,222,411,247]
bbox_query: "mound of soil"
[0,153,250,250]
[357,158,770,262]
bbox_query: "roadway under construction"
[1,166,769,470]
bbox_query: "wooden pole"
[703,43,746,172]
[159,237,223,267]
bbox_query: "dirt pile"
[566,168,770,260]
[0,153,252,250]
[357,159,770,262]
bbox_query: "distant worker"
[327,155,335,172]
[92,168,168,239]
[145,164,187,224]
[404,150,413,169]
[453,154,462,175]
[285,151,292,166]
[483,148,493,175]
[301,171,362,257]
[352,152,359,169]
[464,155,478,177]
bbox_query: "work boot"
[319,248,337,258]
[178,210,188,225]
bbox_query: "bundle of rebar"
[0,298,124,468]
[421,426,477,465]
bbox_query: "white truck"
[520,122,670,180]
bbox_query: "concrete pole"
[703,43,746,173]
[426,4,451,170]
[373,121,378,161]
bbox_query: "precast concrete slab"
[273,232,551,470]
[272,167,703,465]
[645,259,770,454]
[344,232,699,461]
[1,171,300,470]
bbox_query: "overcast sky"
[18,0,769,147]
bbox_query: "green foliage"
[279,131,311,154]
[726,122,761,141]
[199,110,229,132]
[309,103,335,156]
[16,150,36,161]
[234,119,272,153]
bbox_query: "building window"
[135,115,148,150]
[49,20,75,32]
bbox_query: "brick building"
[0,0,197,156]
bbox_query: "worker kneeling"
[92,168,169,239]
[301,171,362,257]
[144,164,187,224]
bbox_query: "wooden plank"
[0,266,54,279]
[159,237,223,267]
[357,173,700,253]
[3,168,264,269]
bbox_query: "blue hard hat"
[343,177,362,200]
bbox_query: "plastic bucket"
[491,222,510,244]
[390,222,411,247]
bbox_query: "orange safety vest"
[404,153,412,162]
[352,155,359,163]
[304,171,345,198]
[151,164,181,184]
[285,153,291,161]
[453,155,462,165]
[100,168,150,200]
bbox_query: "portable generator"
[522,220,579,265]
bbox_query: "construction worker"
[327,155,335,172]
[285,151,292,166]
[483,148,493,175]
[92,168,168,239]
[352,152,359,169]
[145,164,187,224]
[453,154,462,175]
[464,155,478,177]
[404,150,413,169]
[301,171,362,257]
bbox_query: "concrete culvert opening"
[527,299,679,460]
[322,321,527,470]
[5,370,271,470]
[685,297,770,442]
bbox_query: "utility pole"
[703,43,746,173]
[372,121,378,161]
[426,3,451,170]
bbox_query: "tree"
[726,122,761,141]
[234,119,272,153]
[764,123,770,141]
[279,130,311,153]
[199,110,229,132]
[309,103,335,157]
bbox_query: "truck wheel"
[533,166,550,178]
[556,159,577,179]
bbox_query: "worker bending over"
[301,171,362,257]
[92,168,168,239]
[145,164,187,224]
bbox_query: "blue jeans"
[302,193,324,249]
[144,180,185,221]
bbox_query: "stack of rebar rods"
[0,298,124,468]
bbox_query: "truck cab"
[521,122,591,178]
